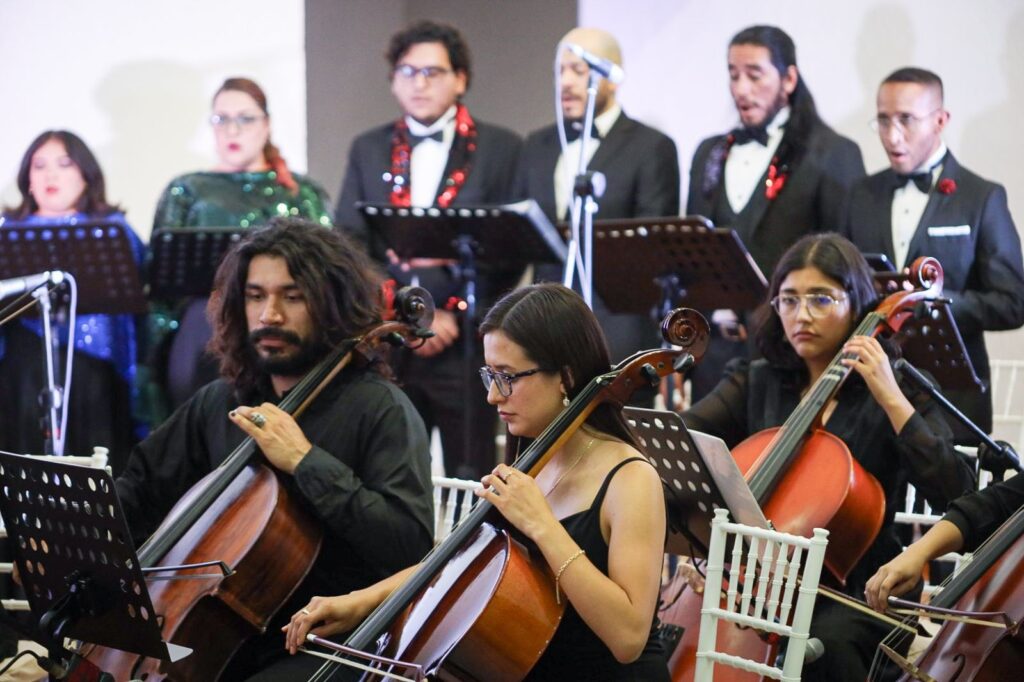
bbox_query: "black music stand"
[148,227,247,299]
[0,451,190,670]
[590,216,768,317]
[358,199,567,469]
[623,408,767,558]
[0,221,146,315]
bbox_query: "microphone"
[564,43,626,84]
[0,271,62,300]
[805,637,826,664]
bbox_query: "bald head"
[561,27,622,66]
[559,28,622,119]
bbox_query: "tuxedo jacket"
[842,151,1024,432]
[335,118,523,310]
[688,118,865,276]
[514,112,680,361]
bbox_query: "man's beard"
[249,328,326,377]
[759,86,790,129]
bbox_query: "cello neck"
[747,311,887,502]
[136,337,361,568]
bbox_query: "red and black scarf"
[388,104,478,208]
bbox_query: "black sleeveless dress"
[525,457,670,681]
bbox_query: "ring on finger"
[249,412,267,428]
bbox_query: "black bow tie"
[408,130,444,147]
[893,171,933,193]
[729,125,770,147]
[564,120,601,143]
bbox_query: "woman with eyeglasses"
[281,283,671,681]
[145,78,332,425]
[680,232,974,682]
[0,130,145,471]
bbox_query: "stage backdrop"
[0,0,307,240]
[579,0,1024,368]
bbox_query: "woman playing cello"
[682,233,974,681]
[284,283,672,680]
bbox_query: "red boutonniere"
[765,157,789,200]
[937,178,957,195]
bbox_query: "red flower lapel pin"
[937,178,957,195]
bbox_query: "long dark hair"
[214,77,298,194]
[479,283,643,454]
[730,25,821,156]
[207,217,384,395]
[753,233,880,376]
[5,130,122,219]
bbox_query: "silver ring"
[249,412,267,428]
[300,608,312,616]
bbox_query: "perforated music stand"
[0,221,145,314]
[590,217,768,315]
[0,451,190,664]
[148,227,247,299]
[624,408,767,558]
[357,199,567,266]
[873,273,981,391]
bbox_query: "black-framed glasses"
[210,113,266,130]
[393,64,452,81]
[770,292,847,319]
[869,109,942,134]
[479,366,550,397]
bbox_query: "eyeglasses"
[393,64,453,82]
[770,293,847,319]
[869,109,941,134]
[479,366,551,397]
[210,113,266,130]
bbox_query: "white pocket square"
[927,225,971,237]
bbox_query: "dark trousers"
[400,339,497,480]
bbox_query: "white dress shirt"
[406,105,457,207]
[891,143,947,269]
[554,103,622,220]
[725,107,790,213]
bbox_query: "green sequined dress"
[142,170,332,425]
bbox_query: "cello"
[300,308,710,681]
[873,502,1024,680]
[78,286,435,680]
[664,257,948,681]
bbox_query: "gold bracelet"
[554,548,586,604]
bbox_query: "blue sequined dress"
[0,211,145,470]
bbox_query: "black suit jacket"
[688,119,865,276]
[515,112,680,222]
[842,151,1024,432]
[514,112,680,361]
[335,118,522,310]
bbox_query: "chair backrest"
[0,448,111,612]
[695,508,829,682]
[431,476,483,542]
[990,359,1024,447]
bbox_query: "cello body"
[86,463,322,680]
[894,509,1024,681]
[665,429,885,682]
[375,523,563,681]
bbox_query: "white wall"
[0,0,307,241]
[581,0,1024,361]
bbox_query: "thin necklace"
[545,436,597,496]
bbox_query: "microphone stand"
[895,358,1021,477]
[31,276,66,456]
[562,68,606,309]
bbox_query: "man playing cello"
[115,218,434,679]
